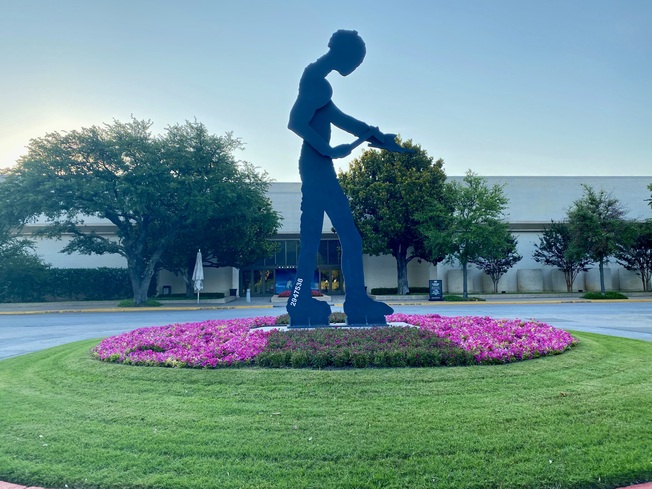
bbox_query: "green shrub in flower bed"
[255,327,476,369]
[581,291,628,300]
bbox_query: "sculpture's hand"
[330,144,354,159]
[367,133,415,154]
[367,126,385,144]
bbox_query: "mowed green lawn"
[1,332,651,489]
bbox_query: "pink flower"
[92,314,577,368]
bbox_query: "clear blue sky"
[1,0,650,181]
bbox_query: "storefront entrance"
[240,267,344,296]
[240,269,275,296]
[240,238,344,297]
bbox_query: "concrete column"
[517,269,544,292]
[585,268,612,292]
[481,273,508,293]
[551,269,585,292]
[618,268,643,291]
[232,268,240,297]
[446,269,477,294]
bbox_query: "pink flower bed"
[92,314,577,368]
[92,316,279,368]
[389,313,577,364]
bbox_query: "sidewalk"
[1,293,651,315]
[0,296,274,314]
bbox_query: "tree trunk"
[183,268,193,298]
[599,259,606,294]
[124,234,168,306]
[129,270,154,306]
[564,270,573,293]
[462,261,468,299]
[492,277,499,294]
[396,245,410,295]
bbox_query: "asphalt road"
[1,301,651,361]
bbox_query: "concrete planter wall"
[585,268,612,291]
[446,269,477,294]
[517,269,544,292]
[618,268,644,291]
[551,269,585,292]
[481,273,508,293]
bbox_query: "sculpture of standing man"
[287,29,410,327]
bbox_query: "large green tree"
[0,118,279,305]
[0,177,50,302]
[567,185,626,294]
[158,172,280,296]
[338,140,449,294]
[614,220,652,292]
[532,220,592,292]
[423,171,509,298]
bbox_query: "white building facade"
[26,176,652,296]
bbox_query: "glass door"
[318,268,344,295]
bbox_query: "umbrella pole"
[196,289,200,304]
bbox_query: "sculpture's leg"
[286,182,331,328]
[325,179,393,326]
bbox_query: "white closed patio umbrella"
[191,249,204,304]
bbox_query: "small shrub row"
[157,292,225,300]
[370,287,429,295]
[0,267,156,303]
[581,291,628,300]
[254,327,476,369]
[366,289,486,301]
[443,295,486,302]
[274,312,347,325]
[277,289,323,297]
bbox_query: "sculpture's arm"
[288,96,339,157]
[325,102,384,143]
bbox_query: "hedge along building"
[20,176,652,297]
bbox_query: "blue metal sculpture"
[287,29,410,327]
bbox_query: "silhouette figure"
[287,29,410,327]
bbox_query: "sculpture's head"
[328,29,366,76]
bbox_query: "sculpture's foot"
[287,298,331,328]
[344,296,394,326]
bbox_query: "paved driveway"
[1,300,651,361]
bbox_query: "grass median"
[1,332,651,489]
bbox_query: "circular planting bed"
[92,314,578,369]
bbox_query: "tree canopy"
[471,233,522,293]
[567,185,626,294]
[0,118,280,304]
[338,139,448,294]
[423,171,510,298]
[615,220,652,292]
[532,220,592,292]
